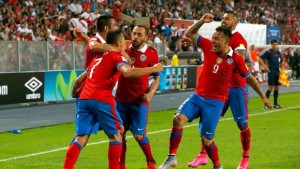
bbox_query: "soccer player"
[187,11,272,169]
[115,25,160,169]
[63,29,163,169]
[158,13,272,169]
[70,15,121,144]
[259,39,283,109]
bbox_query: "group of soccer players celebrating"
[63,12,273,169]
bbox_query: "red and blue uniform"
[75,33,106,134]
[221,31,250,124]
[178,35,250,139]
[76,51,128,136]
[115,44,159,135]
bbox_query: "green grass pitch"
[0,92,300,169]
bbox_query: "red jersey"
[80,51,128,104]
[228,31,248,87]
[76,33,106,96]
[84,33,106,69]
[115,44,159,104]
[196,36,250,102]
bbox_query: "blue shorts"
[177,93,224,140]
[76,97,100,135]
[221,86,249,122]
[116,101,148,135]
[76,100,122,136]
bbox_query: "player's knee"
[133,134,143,141]
[108,133,122,142]
[173,113,188,127]
[237,120,248,128]
[133,134,149,144]
[75,135,89,148]
[201,136,212,147]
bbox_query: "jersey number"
[212,64,219,73]
[89,58,103,79]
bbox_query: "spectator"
[171,50,179,66]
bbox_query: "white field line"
[0,106,299,163]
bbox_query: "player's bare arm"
[71,71,87,98]
[185,13,214,46]
[143,76,160,102]
[73,28,90,43]
[235,49,247,60]
[89,41,121,53]
[118,63,163,78]
[246,74,272,108]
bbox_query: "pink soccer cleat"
[187,153,207,168]
[237,157,249,169]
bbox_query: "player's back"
[80,51,127,104]
[115,44,159,104]
[228,31,248,88]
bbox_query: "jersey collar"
[137,44,148,53]
[227,47,234,57]
[96,33,106,43]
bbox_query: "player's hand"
[180,36,193,46]
[142,93,153,102]
[73,28,83,38]
[262,96,272,109]
[200,13,214,23]
[121,50,132,64]
[153,63,163,73]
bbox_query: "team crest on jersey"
[216,57,223,64]
[227,58,233,64]
[140,54,146,61]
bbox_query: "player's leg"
[94,101,123,169]
[229,87,251,169]
[188,98,230,167]
[159,93,201,169]
[116,101,130,169]
[64,100,96,169]
[130,103,156,169]
[200,98,224,169]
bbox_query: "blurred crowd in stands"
[0,0,299,45]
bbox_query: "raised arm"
[184,13,214,46]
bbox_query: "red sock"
[138,135,154,162]
[200,145,207,154]
[169,128,183,155]
[205,141,220,167]
[240,126,251,157]
[120,139,127,169]
[63,142,82,169]
[108,141,122,169]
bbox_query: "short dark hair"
[215,25,232,39]
[96,15,114,32]
[134,25,149,35]
[271,39,278,44]
[106,29,123,44]
[225,10,239,20]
